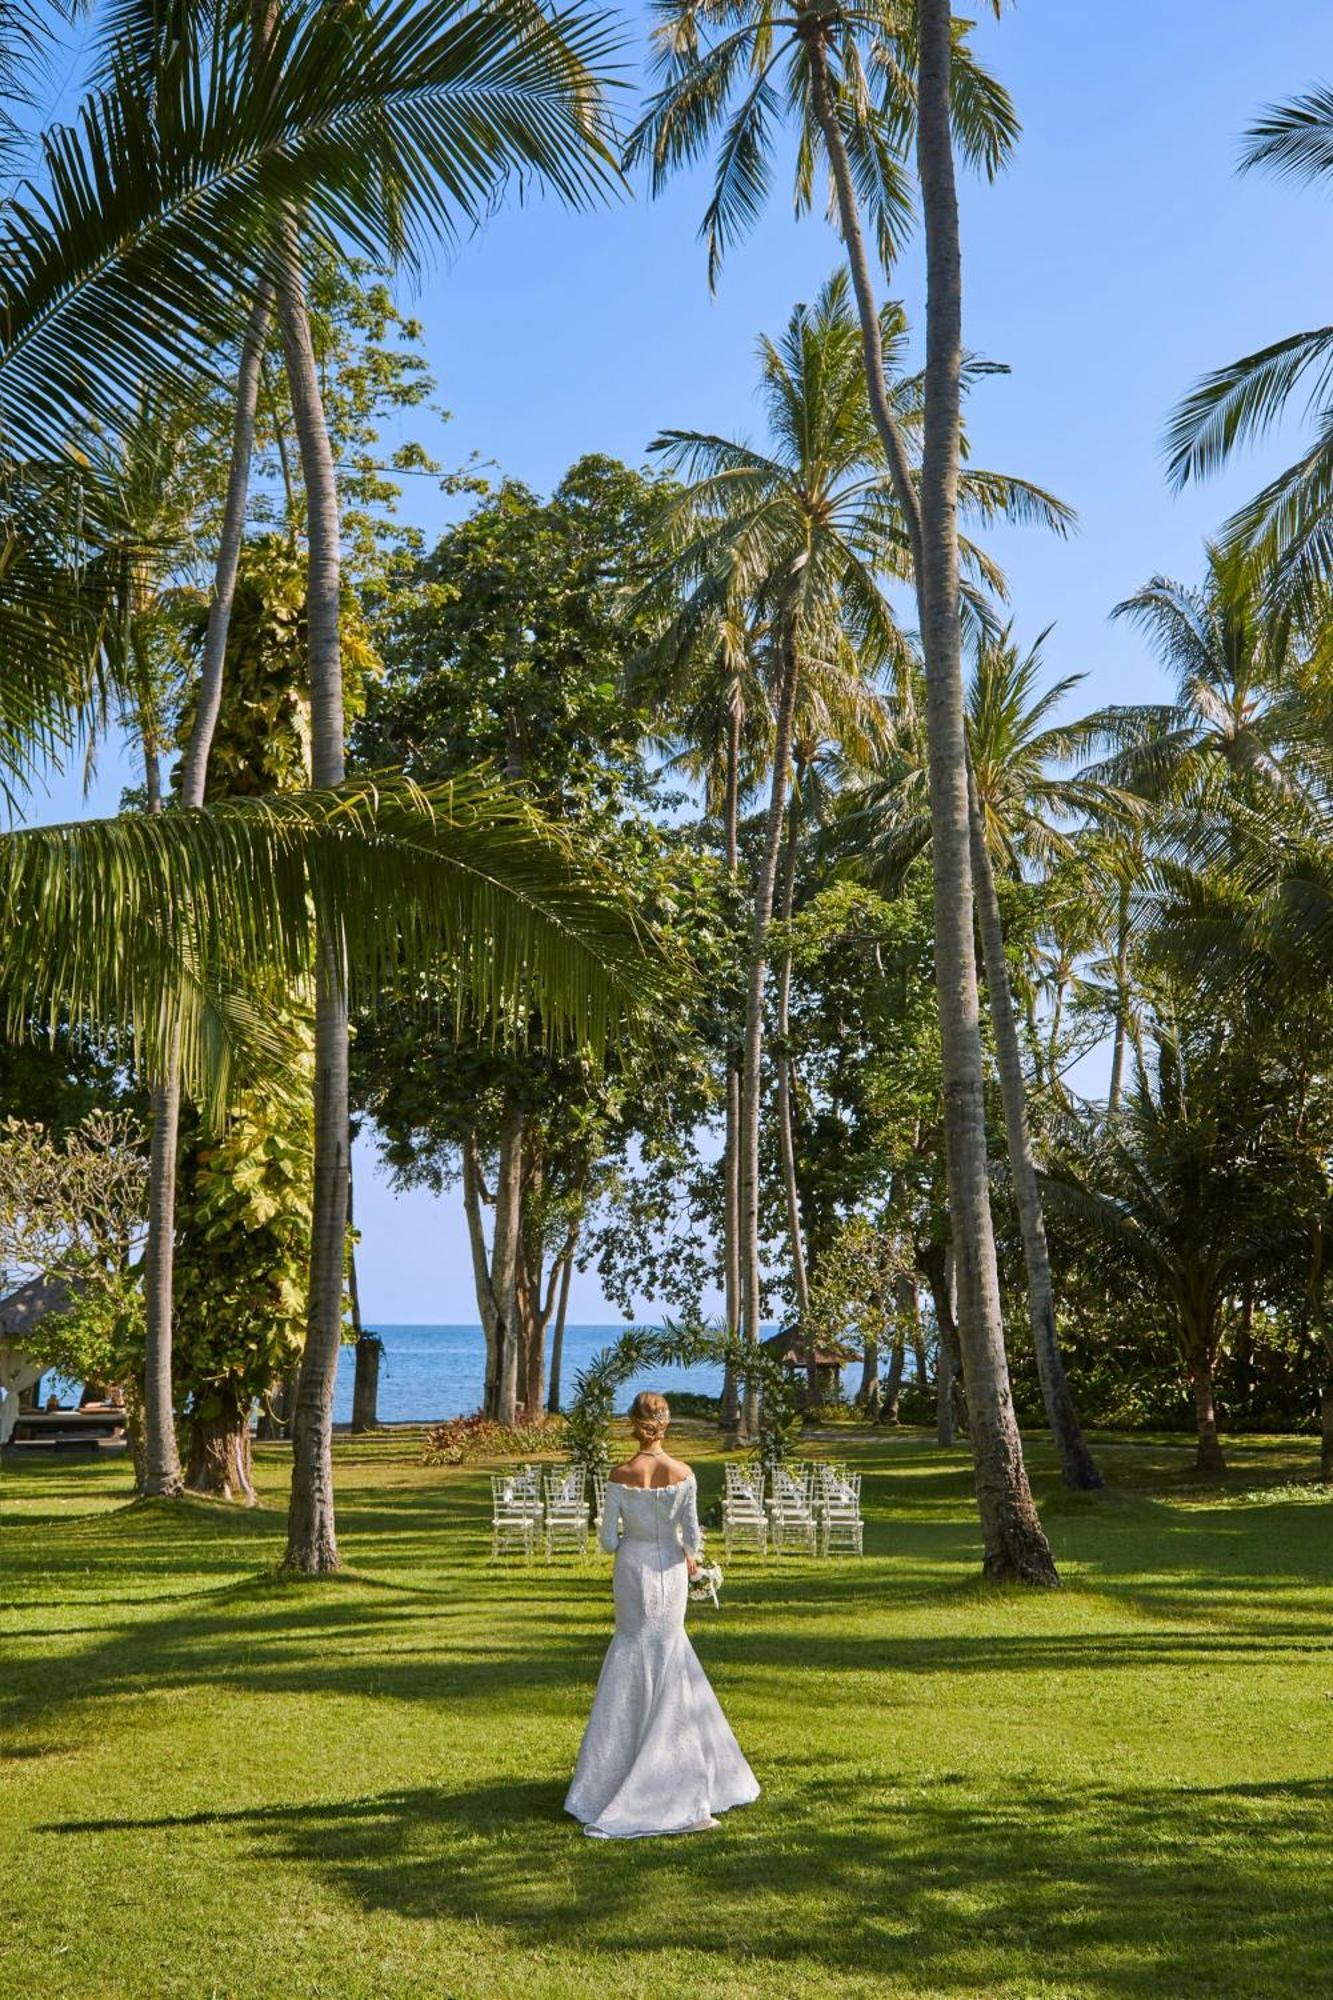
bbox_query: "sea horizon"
[334,1321,736,1426]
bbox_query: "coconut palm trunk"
[805,32,923,581]
[804,8,1055,1575]
[272,209,351,1574]
[721,695,743,1427]
[739,632,801,1433]
[774,787,812,1337]
[773,787,816,1406]
[547,1241,575,1415]
[1107,881,1131,1114]
[968,789,1103,1490]
[916,0,1056,1583]
[491,1101,527,1427]
[140,286,275,1499]
[140,700,185,1494]
[142,1059,185,1495]
[922,1246,959,1447]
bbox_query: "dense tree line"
[3,0,1333,1590]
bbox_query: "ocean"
[333,1323,729,1426]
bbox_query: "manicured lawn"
[2,1426,1331,1999]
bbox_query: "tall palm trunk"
[721,694,743,1427]
[739,634,801,1433]
[273,210,350,1574]
[916,0,1056,1583]
[462,1132,501,1409]
[491,1103,526,1427]
[139,284,274,1500]
[547,1244,575,1415]
[774,788,812,1360]
[808,10,1052,1576]
[922,1245,959,1446]
[178,283,274,805]
[1107,881,1131,1114]
[968,797,1102,1490]
[142,1063,185,1495]
[805,32,923,581]
[1187,1347,1225,1474]
[141,706,184,1495]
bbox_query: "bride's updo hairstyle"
[629,1390,670,1448]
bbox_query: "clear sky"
[29,0,1332,1322]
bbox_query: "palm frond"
[1164,325,1333,490]
[0,774,669,1098]
[1241,84,1333,186]
[0,0,623,456]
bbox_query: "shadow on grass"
[37,1769,1333,1997]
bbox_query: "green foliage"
[359,455,674,796]
[175,535,381,801]
[32,1266,145,1389]
[172,1023,316,1420]
[0,0,621,460]
[567,1319,800,1476]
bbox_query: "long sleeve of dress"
[598,1482,623,1554]
[677,1476,702,1559]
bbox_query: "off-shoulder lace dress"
[564,1472,759,1839]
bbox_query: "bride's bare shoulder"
[662,1453,693,1484]
[607,1460,639,1485]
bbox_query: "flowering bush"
[421,1411,566,1466]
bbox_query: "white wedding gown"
[565,1473,760,1839]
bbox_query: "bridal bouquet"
[688,1559,724,1608]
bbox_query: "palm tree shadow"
[37,1771,1333,1995]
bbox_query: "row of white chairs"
[722,1460,864,1559]
[490,1465,590,1560]
[491,1458,864,1563]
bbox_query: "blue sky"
[31,1,1332,1320]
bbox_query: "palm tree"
[630,0,1058,1580]
[1044,1028,1300,1476]
[849,631,1122,1488]
[0,779,664,1063]
[21,0,624,1552]
[914,0,1054,1579]
[1166,83,1333,612]
[633,590,769,1423]
[1093,550,1305,809]
[0,773,667,1514]
[627,0,1014,587]
[648,277,923,1430]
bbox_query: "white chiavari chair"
[543,1465,589,1558]
[819,1467,864,1557]
[723,1462,768,1559]
[490,1472,539,1560]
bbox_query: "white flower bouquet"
[688,1559,724,1608]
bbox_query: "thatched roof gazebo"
[0,1274,75,1443]
[760,1326,859,1403]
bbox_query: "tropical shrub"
[421,1411,567,1466]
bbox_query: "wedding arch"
[566,1320,799,1472]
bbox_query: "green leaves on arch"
[566,1318,799,1475]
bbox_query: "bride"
[565,1390,760,1839]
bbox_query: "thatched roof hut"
[0,1274,76,1442]
[761,1326,859,1401]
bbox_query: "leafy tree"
[354,457,709,1425]
[1044,1020,1309,1474]
[846,629,1116,1486]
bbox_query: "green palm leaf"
[0,774,668,1101]
[0,0,622,457]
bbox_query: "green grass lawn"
[2,1426,1331,1999]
